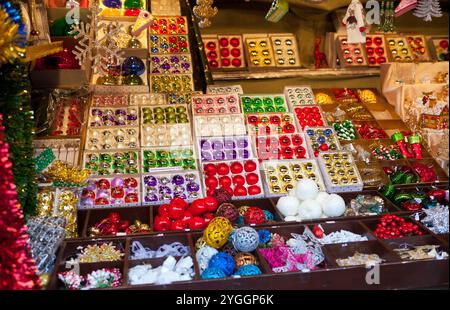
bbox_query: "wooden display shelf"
[211,68,381,81]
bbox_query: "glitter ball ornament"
[208,252,235,276]
[234,252,258,269]
[216,203,239,222]
[235,264,262,276]
[203,216,233,249]
[201,267,227,279]
[243,207,266,225]
[231,226,259,252]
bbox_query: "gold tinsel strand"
[0,9,26,65]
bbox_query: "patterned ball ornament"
[231,226,259,252]
[208,252,235,276]
[203,216,233,249]
[243,207,266,225]
[216,203,239,222]
[234,252,258,269]
[201,267,227,279]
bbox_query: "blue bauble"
[208,252,235,276]
[234,264,262,276]
[201,267,227,279]
[324,128,333,137]
[236,215,244,225]
[103,0,122,9]
[122,56,145,76]
[263,210,274,221]
[258,229,271,244]
[306,129,315,137]
[317,135,326,144]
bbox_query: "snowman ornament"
[342,0,367,44]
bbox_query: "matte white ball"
[295,179,319,201]
[276,196,300,217]
[322,194,346,217]
[315,192,330,207]
[298,199,322,220]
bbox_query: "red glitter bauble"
[244,207,266,225]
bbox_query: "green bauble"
[124,0,142,9]
[122,75,143,85]
[97,75,119,85]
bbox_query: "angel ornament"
[343,0,367,44]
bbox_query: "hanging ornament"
[342,0,366,44]
[413,0,443,21]
[193,0,218,28]
[395,0,417,17]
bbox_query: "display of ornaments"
[150,75,193,93]
[198,136,252,162]
[96,56,147,86]
[357,122,388,139]
[431,37,449,61]
[80,176,140,208]
[332,120,357,141]
[365,35,388,66]
[142,171,202,204]
[382,163,418,184]
[194,114,247,137]
[373,214,424,239]
[316,229,369,245]
[84,150,139,175]
[337,36,367,66]
[240,94,288,114]
[88,107,138,127]
[406,35,430,62]
[142,147,197,171]
[150,54,192,74]
[150,16,187,35]
[149,34,190,54]
[284,86,316,106]
[411,161,438,183]
[202,160,264,199]
[97,21,147,49]
[100,0,145,17]
[270,34,300,67]
[217,35,246,69]
[255,134,308,161]
[304,127,341,157]
[317,151,363,193]
[293,105,326,130]
[85,127,139,150]
[92,94,129,107]
[88,212,150,237]
[335,252,384,267]
[129,93,167,106]
[141,105,189,124]
[207,84,244,95]
[141,123,191,147]
[262,160,325,196]
[192,94,241,115]
[203,36,221,69]
[245,36,275,67]
[388,37,413,62]
[246,113,297,136]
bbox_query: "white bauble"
[322,194,346,217]
[284,215,298,222]
[295,179,319,201]
[298,199,322,220]
[276,196,300,217]
[315,192,330,207]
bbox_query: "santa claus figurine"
[342,0,366,44]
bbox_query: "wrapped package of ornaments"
[336,36,368,67]
[304,127,342,157]
[331,120,357,141]
[293,105,326,131]
[387,37,414,62]
[365,35,388,66]
[246,113,297,136]
[79,176,140,209]
[141,123,191,147]
[203,35,246,70]
[149,54,192,75]
[91,94,129,107]
[254,133,309,161]
[317,151,364,193]
[150,34,190,54]
[429,37,449,61]
[99,0,147,17]
[142,171,203,204]
[198,136,253,162]
[153,197,217,231]
[85,127,139,150]
[284,86,316,107]
[129,93,167,106]
[150,75,194,93]
[83,150,140,175]
[141,147,197,171]
[261,160,325,197]
[240,94,288,114]
[207,84,244,95]
[192,93,241,115]
[244,34,276,68]
[202,160,264,199]
[88,106,139,127]
[194,114,247,137]
[269,33,301,67]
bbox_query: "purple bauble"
[115,109,126,115]
[127,114,138,121]
[170,56,180,63]
[223,139,236,149]
[237,138,248,148]
[212,140,224,150]
[151,56,160,63]
[186,182,200,192]
[201,151,213,161]
[224,149,237,159]
[172,175,185,186]
[238,149,250,159]
[145,194,158,202]
[97,189,109,199]
[103,0,122,8]
[159,186,172,195]
[212,150,225,160]
[81,197,94,207]
[86,181,96,191]
[174,193,187,199]
[144,175,157,186]
[92,109,103,116]
[111,177,125,188]
[201,140,211,150]
[122,56,145,76]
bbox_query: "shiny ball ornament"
[201,267,227,279]
[127,38,142,49]
[208,252,235,276]
[97,75,119,85]
[231,226,259,252]
[234,252,257,269]
[298,199,322,220]
[103,0,122,8]
[295,179,319,201]
[122,56,145,76]
[243,207,266,225]
[216,203,239,222]
[124,0,142,8]
[235,264,262,276]
[322,194,346,217]
[276,196,299,217]
[122,75,143,85]
[203,217,233,249]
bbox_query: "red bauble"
[283,124,295,133]
[154,215,171,231]
[232,175,246,186]
[245,173,259,185]
[230,161,243,174]
[220,48,230,57]
[204,213,214,225]
[189,198,208,216]
[231,58,242,67]
[428,189,446,202]
[319,144,329,151]
[167,203,185,220]
[124,177,138,188]
[189,216,206,229]
[216,203,239,222]
[171,220,187,231]
[295,146,306,158]
[244,207,266,225]
[244,160,257,172]
[97,179,110,189]
[124,8,140,16]
[219,175,232,188]
[125,193,139,203]
[313,224,324,238]
[219,38,229,47]
[292,134,303,146]
[204,196,218,212]
[111,186,124,198]
[158,204,170,216]
[230,37,240,47]
[95,197,109,205]
[204,163,217,176]
[82,189,96,199]
[205,176,219,189]
[221,59,231,67]
[233,186,247,196]
[248,185,261,195]
[181,210,193,224]
[231,48,241,57]
[170,197,188,210]
[217,163,230,175]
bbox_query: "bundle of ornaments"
[275,179,346,222]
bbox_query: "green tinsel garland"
[0,61,38,218]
